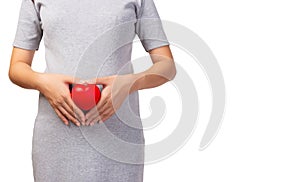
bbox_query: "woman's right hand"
[36,73,85,126]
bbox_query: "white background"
[1,0,300,181]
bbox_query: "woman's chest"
[35,0,139,34]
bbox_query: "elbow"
[8,67,13,83]
[8,65,16,84]
[173,64,177,79]
[169,62,177,81]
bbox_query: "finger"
[64,97,86,124]
[95,76,113,85]
[85,107,99,125]
[96,97,108,112]
[86,106,100,125]
[89,98,112,124]
[101,110,114,122]
[62,101,85,125]
[100,97,119,117]
[58,105,80,126]
[87,112,101,126]
[102,109,113,120]
[85,97,107,120]
[89,115,101,126]
[98,94,112,112]
[62,75,80,84]
[53,108,69,126]
[61,102,77,120]
[98,101,111,116]
[86,109,100,125]
[85,91,111,124]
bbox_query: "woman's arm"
[8,48,42,90]
[8,47,85,126]
[85,45,176,125]
[130,45,176,93]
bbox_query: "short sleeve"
[135,0,170,52]
[13,0,43,51]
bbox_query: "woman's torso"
[34,0,144,138]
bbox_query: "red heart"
[70,84,101,111]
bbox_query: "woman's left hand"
[84,74,136,126]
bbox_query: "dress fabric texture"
[13,0,169,181]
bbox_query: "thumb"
[95,76,114,85]
[62,75,80,84]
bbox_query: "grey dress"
[13,0,169,181]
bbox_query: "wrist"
[128,72,145,94]
[127,73,140,94]
[34,72,46,92]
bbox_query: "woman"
[9,0,176,181]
